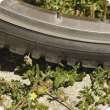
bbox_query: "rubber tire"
[0,0,110,68]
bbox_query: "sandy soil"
[0,71,109,110]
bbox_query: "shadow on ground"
[0,48,24,71]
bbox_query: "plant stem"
[2,102,7,110]
[40,80,75,110]
[36,64,39,77]
[57,0,66,18]
[0,80,14,88]
[17,63,40,109]
[18,80,39,109]
[103,0,107,22]
[92,4,95,18]
[18,63,40,109]
[60,0,66,13]
[13,99,23,110]
[90,73,110,93]
[90,73,95,81]
[99,85,110,91]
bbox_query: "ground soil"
[0,48,109,110]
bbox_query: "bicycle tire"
[0,0,110,68]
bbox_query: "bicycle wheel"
[0,0,110,68]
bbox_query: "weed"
[0,55,110,110]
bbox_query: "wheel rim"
[1,0,110,68]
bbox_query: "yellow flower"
[66,74,71,82]
[30,92,37,100]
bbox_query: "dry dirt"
[0,71,109,110]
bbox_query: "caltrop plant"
[78,86,100,110]
[21,0,110,19]
[78,66,110,110]
[1,54,110,110]
[0,55,86,110]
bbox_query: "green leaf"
[1,85,5,89]
[16,66,21,70]
[11,80,23,88]
[87,94,95,104]
[7,106,14,110]
[59,63,65,67]
[23,103,28,108]
[0,90,4,95]
[35,102,49,110]
[84,101,89,110]
[66,10,73,15]
[23,73,28,78]
[73,63,80,70]
[17,93,21,101]
[98,97,105,103]
[106,98,110,104]
[75,72,86,81]
[59,0,63,5]
[81,0,85,4]
[95,86,104,95]
[27,95,32,104]
[55,89,64,95]
[23,106,30,110]
[97,13,103,18]
[13,90,17,97]
[71,71,76,79]
[78,101,83,105]
[31,104,37,109]
[89,106,100,110]
[93,81,99,89]
[108,81,110,86]
[82,86,90,93]
[107,98,110,103]
[54,75,66,88]
[79,105,84,110]
[0,97,3,104]
[105,99,108,104]
[12,100,16,106]
[69,80,75,86]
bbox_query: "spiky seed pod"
[45,79,53,87]
[35,86,48,95]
